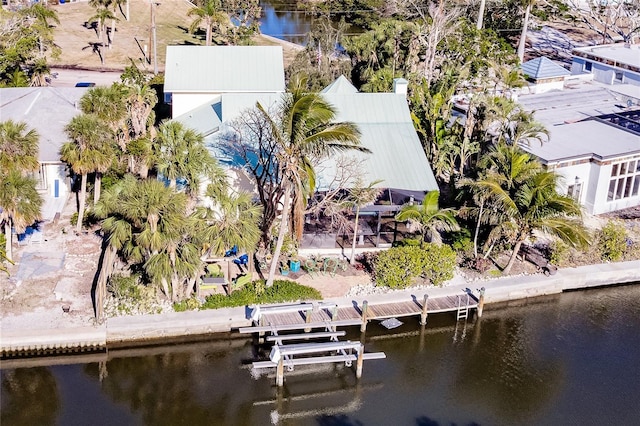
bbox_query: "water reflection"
[2,285,640,425]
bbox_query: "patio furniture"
[224,245,238,257]
[304,259,319,277]
[230,274,252,292]
[323,257,339,277]
[233,254,249,269]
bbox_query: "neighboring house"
[519,83,640,215]
[521,56,570,94]
[0,87,88,220]
[164,45,285,117]
[571,43,640,86]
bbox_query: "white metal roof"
[321,75,358,94]
[573,44,640,69]
[164,46,285,93]
[0,87,87,162]
[519,83,640,163]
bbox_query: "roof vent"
[393,78,408,96]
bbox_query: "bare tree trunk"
[4,221,12,263]
[206,23,212,46]
[76,173,88,233]
[126,0,130,21]
[504,239,523,275]
[473,202,484,258]
[266,187,291,287]
[350,206,361,265]
[94,172,102,205]
[517,3,532,62]
[477,0,486,29]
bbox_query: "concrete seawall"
[2,260,639,358]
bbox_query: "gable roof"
[321,75,358,94]
[0,87,87,162]
[164,46,285,93]
[320,88,438,192]
[521,57,570,80]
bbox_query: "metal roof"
[173,97,223,137]
[164,46,285,93]
[521,57,570,80]
[321,75,358,94]
[0,87,87,162]
[573,44,640,69]
[318,92,438,192]
[519,83,640,163]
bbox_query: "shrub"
[106,274,162,315]
[394,238,421,247]
[597,222,627,262]
[549,240,570,266]
[174,297,201,312]
[451,229,473,255]
[374,244,457,289]
[421,244,457,286]
[199,279,322,310]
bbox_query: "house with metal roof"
[164,45,285,117]
[519,83,640,215]
[0,87,88,221]
[521,56,570,94]
[571,43,640,87]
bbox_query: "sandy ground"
[48,0,301,74]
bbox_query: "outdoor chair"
[304,259,319,277]
[224,245,238,257]
[230,274,252,293]
[323,257,339,277]
[233,254,249,270]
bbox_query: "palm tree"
[88,6,116,62]
[61,114,115,233]
[396,191,459,245]
[94,176,198,306]
[0,170,43,261]
[0,120,40,174]
[476,143,590,274]
[192,183,262,258]
[256,74,365,286]
[155,121,218,198]
[188,0,228,46]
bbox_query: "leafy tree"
[396,191,460,245]
[0,170,43,261]
[222,0,261,44]
[188,0,228,46]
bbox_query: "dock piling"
[420,294,429,325]
[276,359,284,387]
[360,301,368,332]
[356,343,364,379]
[304,307,313,332]
[477,287,486,318]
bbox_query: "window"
[584,61,592,72]
[568,183,582,201]
[615,71,623,82]
[607,159,640,202]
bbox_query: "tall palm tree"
[257,74,365,286]
[476,143,589,274]
[188,0,228,46]
[0,120,40,174]
[61,114,115,233]
[88,6,116,61]
[155,121,218,198]
[0,170,43,261]
[396,191,460,245]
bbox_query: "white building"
[571,43,640,87]
[164,45,285,118]
[0,87,88,220]
[521,57,570,94]
[519,83,640,215]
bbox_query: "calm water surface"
[2,285,640,425]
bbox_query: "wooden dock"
[241,292,479,334]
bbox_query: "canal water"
[2,284,640,425]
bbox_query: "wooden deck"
[241,292,478,334]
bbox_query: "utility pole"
[150,1,159,75]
